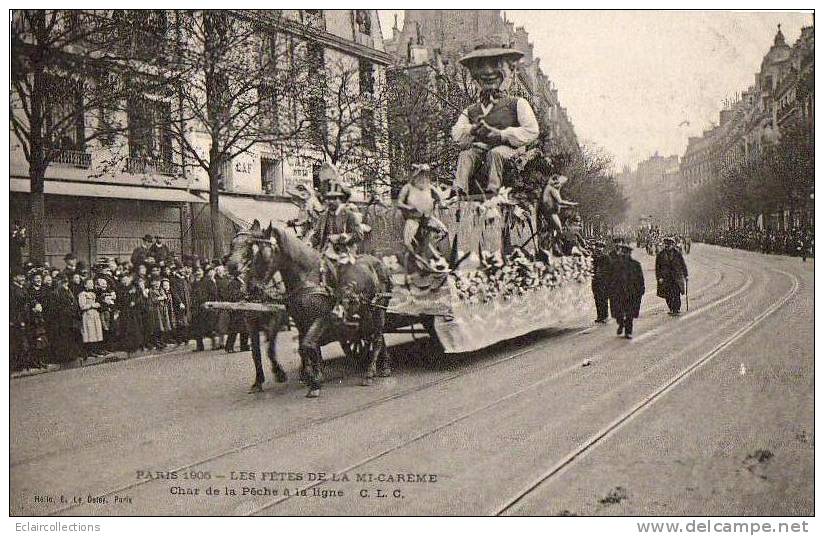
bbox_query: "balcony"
[126,157,177,177]
[49,149,91,169]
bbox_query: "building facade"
[11,9,391,265]
[677,24,814,231]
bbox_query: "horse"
[233,219,392,398]
[227,232,289,393]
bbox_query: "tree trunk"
[28,189,46,265]
[209,167,223,260]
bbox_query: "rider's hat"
[663,237,676,244]
[410,163,433,180]
[324,180,351,200]
[459,44,524,67]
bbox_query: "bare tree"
[158,10,308,257]
[286,53,390,196]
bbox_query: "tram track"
[248,256,766,515]
[40,249,743,516]
[494,266,800,516]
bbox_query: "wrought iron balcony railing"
[49,149,92,169]
[126,157,178,176]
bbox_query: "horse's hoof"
[361,377,374,387]
[275,370,287,383]
[306,389,320,398]
[248,384,263,394]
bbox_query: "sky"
[377,10,813,170]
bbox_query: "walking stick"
[685,278,689,312]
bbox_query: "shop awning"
[10,178,206,203]
[218,195,300,229]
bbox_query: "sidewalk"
[10,339,229,380]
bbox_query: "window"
[44,75,85,153]
[307,44,326,145]
[359,60,375,149]
[126,95,173,174]
[302,10,324,29]
[355,10,371,35]
[258,81,280,133]
[260,157,280,195]
[114,10,168,60]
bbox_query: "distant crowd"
[10,234,265,373]
[693,227,814,258]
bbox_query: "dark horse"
[234,220,392,398]
[226,232,289,393]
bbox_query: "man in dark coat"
[61,253,79,280]
[610,241,645,339]
[148,237,171,265]
[46,276,84,363]
[224,263,249,353]
[190,267,219,351]
[655,237,688,315]
[591,240,612,323]
[131,235,153,268]
[170,266,192,345]
[10,272,31,371]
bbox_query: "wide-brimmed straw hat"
[458,44,524,67]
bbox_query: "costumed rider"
[396,164,449,257]
[450,44,539,196]
[311,162,370,263]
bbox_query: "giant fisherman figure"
[450,45,540,196]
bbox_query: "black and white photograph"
[6,4,816,527]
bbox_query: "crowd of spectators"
[9,234,255,373]
[692,227,814,258]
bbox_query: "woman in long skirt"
[148,278,172,349]
[78,278,104,357]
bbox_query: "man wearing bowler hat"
[131,234,153,268]
[591,240,612,323]
[450,44,539,196]
[656,236,688,315]
[610,239,645,339]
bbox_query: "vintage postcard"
[8,6,814,526]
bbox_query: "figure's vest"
[466,97,520,147]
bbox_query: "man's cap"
[663,237,676,244]
[459,44,524,67]
[143,234,154,242]
[64,253,77,261]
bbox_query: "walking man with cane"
[655,236,689,316]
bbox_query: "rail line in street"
[494,266,800,515]
[44,249,735,516]
[248,255,761,515]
